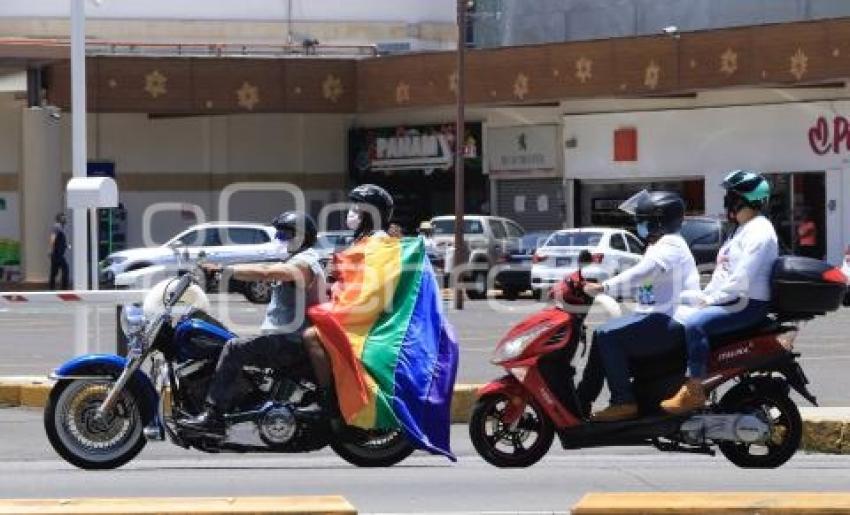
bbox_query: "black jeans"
[48,256,69,290]
[206,333,306,411]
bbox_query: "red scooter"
[469,251,847,468]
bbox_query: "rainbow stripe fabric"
[308,235,459,460]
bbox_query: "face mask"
[346,209,361,231]
[636,221,651,239]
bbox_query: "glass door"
[765,172,825,258]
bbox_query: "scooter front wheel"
[469,393,554,468]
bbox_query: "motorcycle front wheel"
[44,379,146,470]
[469,393,554,468]
[330,426,414,467]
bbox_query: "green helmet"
[722,169,770,207]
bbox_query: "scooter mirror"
[578,250,593,266]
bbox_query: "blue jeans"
[595,313,684,405]
[683,300,770,378]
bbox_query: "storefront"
[348,123,486,233]
[564,101,850,264]
[488,124,564,231]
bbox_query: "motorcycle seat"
[708,317,781,349]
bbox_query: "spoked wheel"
[331,426,415,467]
[44,380,146,470]
[718,382,802,469]
[469,393,554,468]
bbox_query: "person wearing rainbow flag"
[304,184,460,460]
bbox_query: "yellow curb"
[450,384,479,423]
[572,492,850,514]
[0,495,356,514]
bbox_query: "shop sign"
[489,125,557,172]
[352,124,481,174]
[808,116,850,155]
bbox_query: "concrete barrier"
[0,495,356,514]
[572,492,850,514]
[4,377,850,454]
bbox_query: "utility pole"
[70,0,88,290]
[453,0,467,310]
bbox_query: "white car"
[530,228,645,299]
[104,222,280,300]
[842,247,850,306]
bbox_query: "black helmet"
[271,211,317,253]
[348,184,394,237]
[622,190,685,238]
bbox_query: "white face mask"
[346,209,361,231]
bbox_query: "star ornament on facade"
[575,56,593,83]
[322,74,344,103]
[720,48,739,76]
[395,81,411,104]
[790,48,809,81]
[513,73,530,100]
[448,72,459,95]
[644,60,661,90]
[144,70,168,98]
[236,82,260,110]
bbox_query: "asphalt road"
[2,294,850,405]
[2,407,850,513]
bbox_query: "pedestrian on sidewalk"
[48,213,69,290]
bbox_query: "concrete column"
[825,169,843,265]
[20,107,62,283]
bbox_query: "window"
[625,233,646,254]
[490,221,507,239]
[432,219,485,235]
[225,228,270,245]
[681,219,720,246]
[544,231,603,247]
[172,229,221,247]
[505,221,525,238]
[609,233,627,251]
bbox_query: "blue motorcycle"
[44,271,413,469]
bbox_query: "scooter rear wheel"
[469,393,554,468]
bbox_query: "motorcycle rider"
[661,170,778,414]
[302,184,394,412]
[583,191,700,422]
[178,211,327,435]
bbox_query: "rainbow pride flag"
[308,235,459,460]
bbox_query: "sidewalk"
[2,377,849,454]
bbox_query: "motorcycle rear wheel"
[330,426,414,467]
[718,382,802,469]
[44,379,146,470]
[469,393,554,468]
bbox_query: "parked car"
[430,215,525,299]
[530,228,644,300]
[494,231,553,300]
[679,216,728,272]
[107,222,280,303]
[842,246,850,306]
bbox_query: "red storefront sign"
[614,127,638,161]
[808,116,850,155]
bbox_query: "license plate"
[556,257,572,267]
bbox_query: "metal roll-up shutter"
[495,178,564,231]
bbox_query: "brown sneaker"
[660,378,707,414]
[591,403,639,422]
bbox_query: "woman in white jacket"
[662,170,778,414]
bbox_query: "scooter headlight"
[120,303,147,337]
[492,323,555,364]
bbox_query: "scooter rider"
[661,170,778,414]
[302,184,394,411]
[178,211,327,435]
[583,191,700,422]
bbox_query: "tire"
[717,381,802,469]
[503,287,521,301]
[469,393,554,468]
[243,281,272,304]
[44,379,146,470]
[843,291,850,307]
[532,289,543,301]
[466,271,488,300]
[330,426,415,467]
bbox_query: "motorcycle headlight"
[120,303,147,337]
[492,323,555,364]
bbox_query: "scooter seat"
[707,317,781,349]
